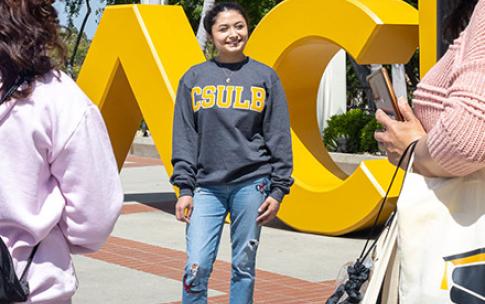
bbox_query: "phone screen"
[367,68,403,121]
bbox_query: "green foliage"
[58,0,285,77]
[346,55,367,109]
[405,0,417,8]
[58,0,282,40]
[61,0,413,32]
[56,26,90,78]
[166,0,283,34]
[59,0,421,110]
[104,0,140,3]
[60,0,84,28]
[323,109,379,153]
[405,49,420,95]
[234,0,283,32]
[359,118,381,153]
[167,0,203,33]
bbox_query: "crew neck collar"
[212,56,250,70]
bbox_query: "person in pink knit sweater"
[375,0,485,177]
[0,1,123,303]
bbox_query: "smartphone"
[367,67,404,121]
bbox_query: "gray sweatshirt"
[170,57,293,202]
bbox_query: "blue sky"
[54,1,104,39]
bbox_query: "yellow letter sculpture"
[77,1,419,235]
[419,0,439,77]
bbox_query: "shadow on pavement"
[124,192,381,239]
[123,192,296,231]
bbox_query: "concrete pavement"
[71,144,367,303]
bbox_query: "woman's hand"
[374,98,427,166]
[175,196,193,223]
[256,196,280,225]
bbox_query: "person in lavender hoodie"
[0,0,123,303]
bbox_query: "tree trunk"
[196,0,215,50]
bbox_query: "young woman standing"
[170,3,293,303]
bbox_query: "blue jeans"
[182,176,270,304]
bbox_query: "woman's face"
[210,10,248,58]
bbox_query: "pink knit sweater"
[413,0,485,176]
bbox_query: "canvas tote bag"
[360,214,399,304]
[397,157,485,303]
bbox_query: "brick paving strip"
[85,235,336,303]
[118,157,337,302]
[124,155,163,168]
[121,203,161,215]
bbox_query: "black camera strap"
[0,77,24,106]
[0,75,39,289]
[326,141,419,304]
[357,140,418,263]
[19,243,39,281]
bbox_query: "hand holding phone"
[367,67,404,121]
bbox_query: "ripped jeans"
[182,176,270,304]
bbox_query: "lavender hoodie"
[0,71,123,303]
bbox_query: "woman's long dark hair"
[0,0,66,100]
[443,0,479,43]
[203,2,249,36]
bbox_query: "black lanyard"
[0,78,24,105]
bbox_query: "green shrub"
[360,119,381,153]
[323,109,379,153]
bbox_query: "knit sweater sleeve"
[263,73,294,202]
[169,77,198,197]
[426,0,485,175]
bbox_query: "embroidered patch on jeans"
[183,264,202,294]
[256,182,267,193]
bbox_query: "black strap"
[1,76,37,280]
[19,243,40,281]
[357,140,419,264]
[0,78,24,105]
